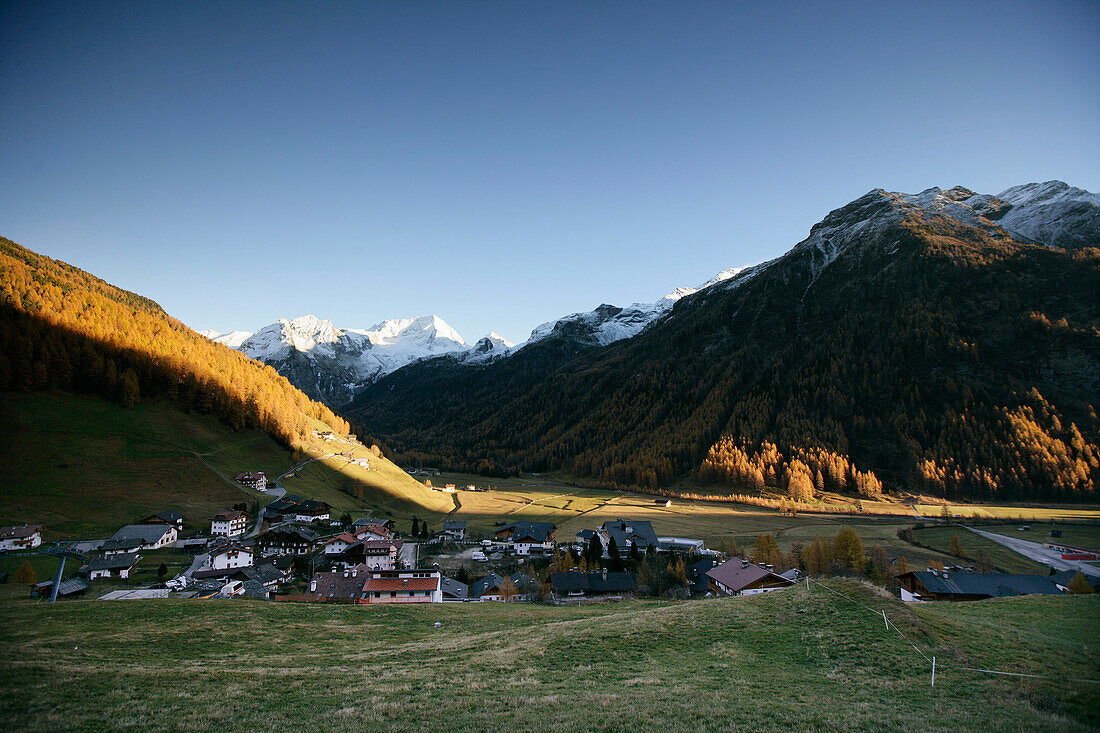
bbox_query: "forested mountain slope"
[347,186,1100,502]
[0,237,451,519]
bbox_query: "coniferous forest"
[0,237,350,449]
[348,202,1100,503]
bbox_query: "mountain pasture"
[0,583,1095,731]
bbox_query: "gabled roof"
[259,525,319,542]
[86,552,141,571]
[248,563,289,585]
[212,510,248,522]
[441,520,468,531]
[688,558,718,592]
[472,573,506,597]
[0,524,43,539]
[353,517,395,529]
[904,571,1062,598]
[705,558,793,592]
[576,529,596,540]
[210,543,252,557]
[102,524,173,550]
[440,576,469,599]
[146,511,184,523]
[363,577,438,592]
[311,566,369,599]
[35,577,89,596]
[499,520,555,543]
[1049,570,1100,590]
[294,499,330,513]
[549,571,635,594]
[601,519,659,550]
[266,498,301,513]
[354,523,391,538]
[509,572,540,594]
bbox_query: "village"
[3,467,1098,606]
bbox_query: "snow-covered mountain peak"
[522,264,758,349]
[365,314,466,348]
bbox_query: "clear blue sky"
[2,1,1098,344]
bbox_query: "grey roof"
[440,575,469,599]
[295,499,330,513]
[441,520,468,531]
[99,589,169,600]
[602,520,659,552]
[509,572,540,594]
[688,558,718,593]
[265,498,301,513]
[248,563,288,585]
[102,519,172,548]
[907,572,1063,598]
[259,525,319,542]
[576,529,596,540]
[0,524,43,539]
[500,521,555,543]
[1049,570,1100,590]
[151,511,184,523]
[550,571,636,594]
[472,573,506,597]
[101,537,145,552]
[36,577,90,596]
[310,567,368,600]
[86,553,141,572]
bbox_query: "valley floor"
[1,582,1096,732]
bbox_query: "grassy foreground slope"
[0,392,451,538]
[1,584,1096,732]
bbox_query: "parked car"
[471,551,487,562]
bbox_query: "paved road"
[966,527,1100,578]
[246,482,287,538]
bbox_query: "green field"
[0,583,1095,731]
[431,472,1100,573]
[980,524,1100,552]
[0,392,450,539]
[912,527,1049,574]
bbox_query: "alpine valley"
[323,181,1100,503]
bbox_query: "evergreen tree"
[586,535,603,566]
[606,537,624,571]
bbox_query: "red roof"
[362,577,438,592]
[213,510,248,522]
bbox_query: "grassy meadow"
[0,392,449,539]
[0,582,1096,731]
[431,472,1100,573]
[911,527,1049,574]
